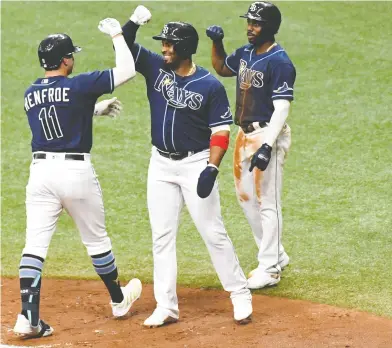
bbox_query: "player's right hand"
[98,18,123,38]
[130,5,152,26]
[206,25,224,41]
[94,97,123,118]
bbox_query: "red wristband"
[210,134,229,150]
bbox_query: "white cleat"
[111,278,142,317]
[13,314,54,339]
[232,293,253,325]
[247,269,280,289]
[143,308,178,328]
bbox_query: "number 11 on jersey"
[38,105,63,140]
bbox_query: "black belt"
[157,148,205,161]
[241,121,268,134]
[33,153,85,161]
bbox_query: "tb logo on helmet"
[162,25,169,35]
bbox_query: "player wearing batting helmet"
[120,5,253,327]
[13,19,142,338]
[206,2,296,289]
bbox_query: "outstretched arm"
[206,26,235,77]
[98,18,136,88]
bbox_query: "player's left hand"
[197,164,219,198]
[206,25,224,41]
[249,143,272,172]
[94,97,123,117]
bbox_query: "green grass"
[1,2,391,318]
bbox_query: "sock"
[91,251,124,303]
[19,254,44,327]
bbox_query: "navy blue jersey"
[132,43,233,152]
[24,70,114,153]
[225,43,296,126]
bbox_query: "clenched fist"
[206,25,224,41]
[130,5,152,26]
[98,18,122,38]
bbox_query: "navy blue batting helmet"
[240,2,281,35]
[38,34,81,70]
[153,22,199,57]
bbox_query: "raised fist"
[206,25,224,41]
[130,5,152,26]
[98,18,122,38]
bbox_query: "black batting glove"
[197,165,219,198]
[249,143,272,172]
[206,25,224,41]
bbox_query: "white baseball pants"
[23,152,112,259]
[233,124,291,274]
[147,147,249,318]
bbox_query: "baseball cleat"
[111,278,142,317]
[143,308,178,328]
[247,270,280,289]
[232,293,253,325]
[248,253,290,279]
[13,314,54,339]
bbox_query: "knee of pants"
[83,236,112,256]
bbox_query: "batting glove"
[98,18,123,38]
[94,97,123,118]
[206,25,224,41]
[130,5,152,26]
[249,143,272,172]
[197,164,219,199]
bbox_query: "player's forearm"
[208,130,230,167]
[112,35,136,87]
[211,41,228,76]
[264,99,291,146]
[122,20,140,50]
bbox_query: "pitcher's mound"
[1,278,391,347]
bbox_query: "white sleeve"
[210,124,231,135]
[112,35,136,88]
[264,99,291,146]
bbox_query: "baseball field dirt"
[1,278,391,347]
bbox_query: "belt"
[157,148,205,161]
[241,121,268,134]
[33,153,85,161]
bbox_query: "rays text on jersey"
[154,70,203,110]
[24,87,70,111]
[238,59,263,90]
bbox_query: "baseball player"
[13,19,142,339]
[206,2,296,289]
[121,6,252,327]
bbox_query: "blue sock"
[91,251,124,303]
